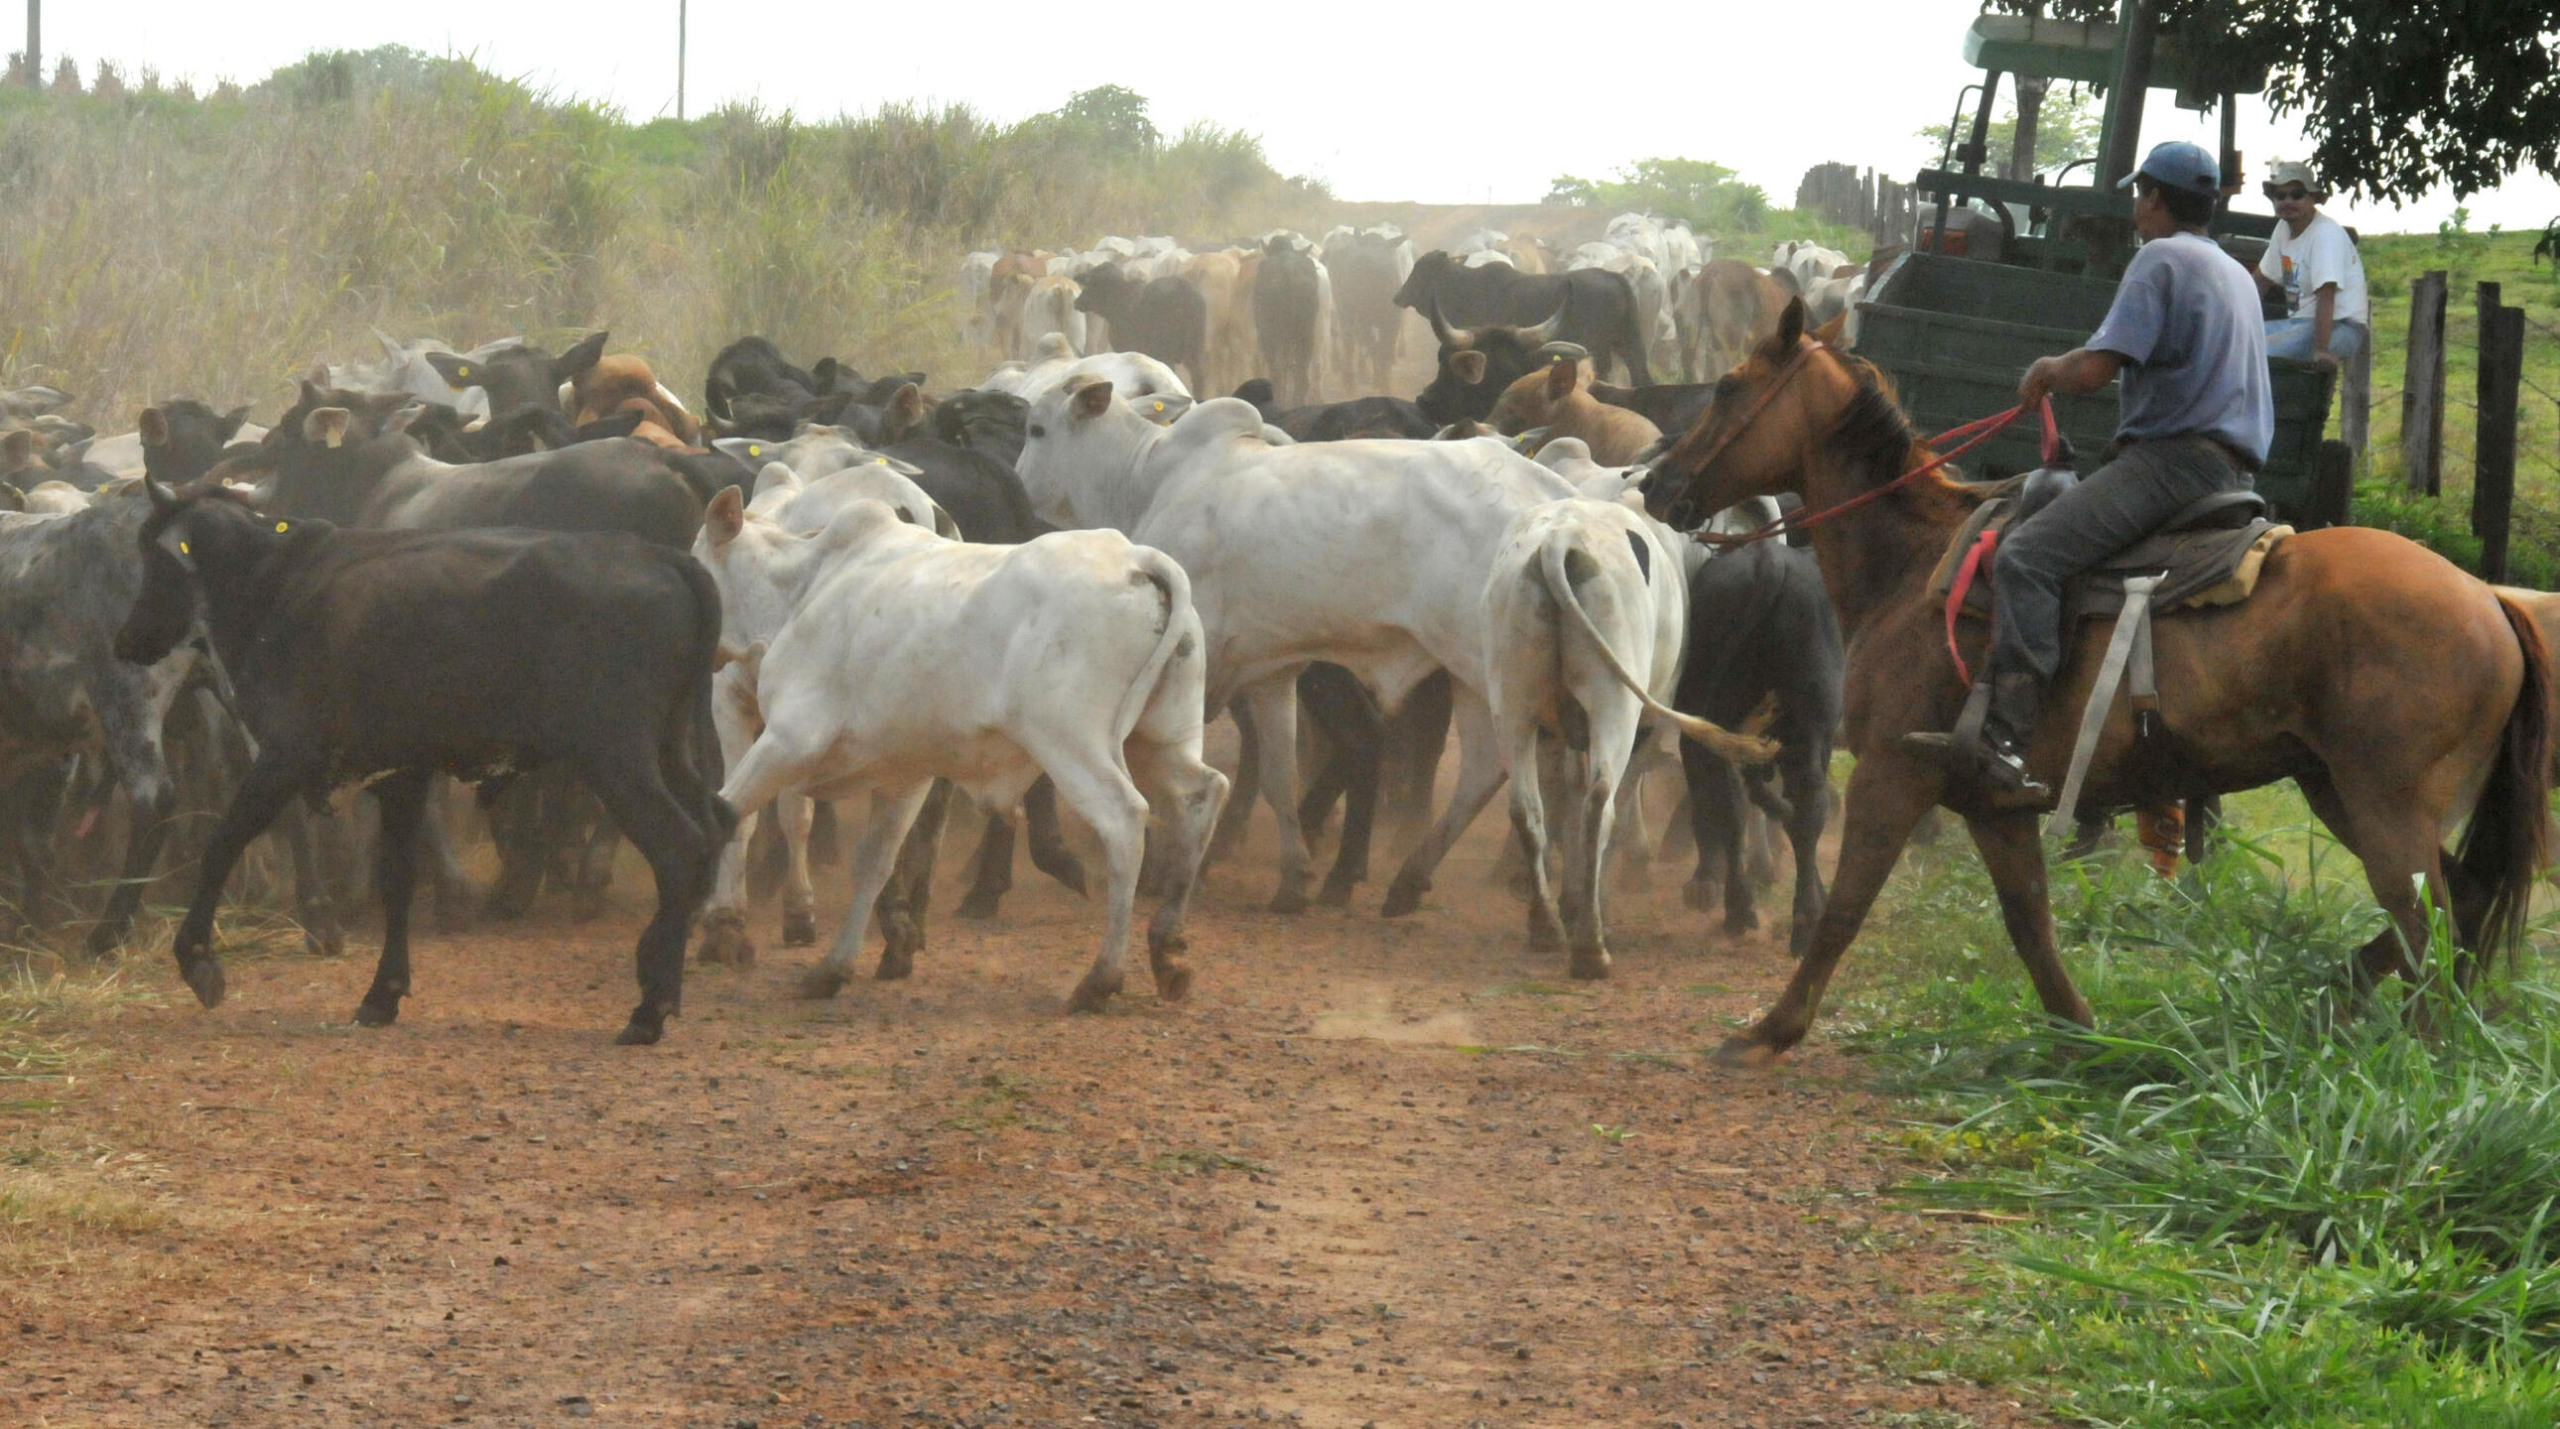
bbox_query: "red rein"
[1691,397,2058,549]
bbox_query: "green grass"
[1834,790,2560,1426]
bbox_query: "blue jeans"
[2265,315,2365,361]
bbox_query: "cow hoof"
[781,910,819,947]
[795,967,848,1001]
[614,1019,665,1047]
[694,910,754,967]
[1036,853,1089,898]
[1315,874,1361,908]
[570,889,609,924]
[83,922,127,960]
[1569,949,1611,981]
[874,949,914,982]
[1724,907,1760,937]
[305,921,347,960]
[1155,963,1195,1004]
[1527,916,1564,954]
[182,958,226,1010]
[954,890,1003,921]
[1268,885,1311,916]
[352,997,401,1028]
[1066,972,1123,1013]
[1380,876,1427,919]
[1683,880,1715,913]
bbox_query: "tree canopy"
[1547,158,1771,233]
[1049,84,1160,157]
[1917,84,2104,176]
[1998,1,2560,202]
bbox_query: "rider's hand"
[2311,350,2341,374]
[2018,356,2057,410]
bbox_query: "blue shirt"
[2086,231,2273,463]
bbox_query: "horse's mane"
[1824,349,1982,519]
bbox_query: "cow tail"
[1113,547,1197,747]
[2456,595,2555,971]
[678,557,740,848]
[1536,530,1773,766]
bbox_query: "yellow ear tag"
[275,521,290,533]
[748,445,763,457]
[1153,402,1165,413]
[178,541,189,554]
[457,365,472,379]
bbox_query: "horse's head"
[1642,297,1865,530]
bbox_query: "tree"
[1992,0,2560,202]
[1052,84,1159,156]
[1918,85,2103,176]
[1548,157,1771,233]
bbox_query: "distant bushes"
[0,47,1323,426]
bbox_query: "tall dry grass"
[0,49,1324,429]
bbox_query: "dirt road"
[3,794,2030,1428]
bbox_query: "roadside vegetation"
[1833,787,2560,1426]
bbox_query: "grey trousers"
[1989,436,2253,682]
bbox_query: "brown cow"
[569,354,702,448]
[1682,259,1794,383]
[1486,356,1662,466]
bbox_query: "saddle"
[1929,477,2291,625]
[1927,474,2294,831]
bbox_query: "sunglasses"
[2266,187,2313,201]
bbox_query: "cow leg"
[778,792,821,946]
[1504,726,1564,954]
[86,777,171,958]
[170,749,317,1012]
[1129,745,1231,1006]
[1022,776,1086,895]
[1565,691,1643,980]
[1778,747,1831,958]
[482,777,544,919]
[875,780,952,979]
[577,753,714,1046]
[1240,676,1317,914]
[955,806,1017,920]
[696,796,760,967]
[275,799,346,958]
[354,769,432,1028]
[417,784,473,930]
[1381,687,1506,918]
[570,788,620,922]
[1034,748,1155,1014]
[1684,742,1756,933]
[1384,671,1454,845]
[1206,703,1261,865]
[802,785,933,1000]
[1299,666,1384,907]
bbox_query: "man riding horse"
[1908,141,2269,801]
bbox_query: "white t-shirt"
[2258,211,2368,326]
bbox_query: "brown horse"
[1645,298,2554,1066]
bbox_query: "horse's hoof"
[1066,972,1124,1013]
[1155,963,1195,1004]
[1710,1034,1782,1070]
[614,1019,665,1047]
[1379,877,1426,919]
[781,910,819,947]
[796,967,848,1001]
[352,997,401,1028]
[954,891,1003,921]
[181,958,226,1010]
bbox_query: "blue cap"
[2117,140,2220,195]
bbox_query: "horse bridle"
[1657,340,1821,532]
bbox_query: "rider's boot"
[1901,669,2050,805]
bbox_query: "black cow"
[1394,250,1651,387]
[932,388,1030,469]
[1252,237,1325,408]
[115,482,731,1044]
[1075,265,1209,393]
[1674,539,1843,953]
[137,400,254,486]
[421,331,609,419]
[1229,380,1435,442]
[1411,304,1569,426]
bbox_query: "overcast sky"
[25,2,2559,235]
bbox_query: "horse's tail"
[2456,594,2555,966]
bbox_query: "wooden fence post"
[2401,269,2447,494]
[2472,281,2522,582]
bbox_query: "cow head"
[421,331,608,416]
[137,399,254,486]
[1390,250,1459,312]
[117,479,311,667]
[1414,299,1567,425]
[931,388,1029,467]
[1486,346,1593,436]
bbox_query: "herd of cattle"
[0,214,1862,1045]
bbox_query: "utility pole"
[676,0,687,120]
[23,0,38,90]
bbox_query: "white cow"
[1604,213,1672,276]
[697,490,1229,1011]
[1018,274,1089,358]
[981,338,1193,408]
[1015,380,1774,915]
[1567,242,1677,366]
[325,331,523,422]
[1772,240,1853,296]
[1482,495,1745,976]
[958,251,1000,349]
[692,456,963,965]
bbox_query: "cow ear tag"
[275,521,290,533]
[748,445,762,458]
[1153,401,1165,413]
[178,541,189,554]
[457,365,472,379]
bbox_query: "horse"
[1643,297,2554,1066]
